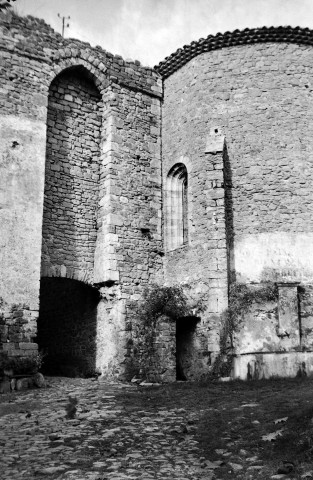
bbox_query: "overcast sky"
[13,0,313,67]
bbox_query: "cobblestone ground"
[0,378,215,480]
[2,377,313,480]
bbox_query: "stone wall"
[162,40,313,378]
[162,136,229,378]
[5,11,313,380]
[137,315,176,383]
[163,42,313,283]
[0,11,162,376]
[42,68,102,283]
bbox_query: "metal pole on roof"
[57,13,70,37]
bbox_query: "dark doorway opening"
[176,316,200,381]
[37,278,100,377]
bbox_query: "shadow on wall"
[37,278,100,377]
[223,144,235,281]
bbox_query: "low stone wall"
[233,352,313,380]
[0,300,38,360]
[0,372,45,394]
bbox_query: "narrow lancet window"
[166,163,188,250]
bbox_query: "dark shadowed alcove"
[38,278,100,376]
[176,316,200,380]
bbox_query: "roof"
[155,26,313,79]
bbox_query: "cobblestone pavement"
[0,378,216,480]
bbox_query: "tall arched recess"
[38,66,103,376]
[165,163,188,251]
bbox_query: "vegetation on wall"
[138,282,279,381]
[140,283,192,325]
[0,351,44,376]
[210,282,278,379]
[227,282,278,339]
[138,284,199,381]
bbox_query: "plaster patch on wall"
[234,233,313,283]
[96,293,126,378]
[0,114,46,307]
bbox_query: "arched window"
[166,163,188,250]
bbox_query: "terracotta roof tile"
[155,26,313,79]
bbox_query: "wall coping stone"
[0,11,162,98]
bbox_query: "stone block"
[104,233,119,244]
[19,342,38,350]
[107,213,124,226]
[205,134,225,154]
[16,378,31,391]
[102,270,120,282]
[32,372,45,388]
[0,378,11,394]
[2,343,16,353]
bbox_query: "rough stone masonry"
[2,12,313,381]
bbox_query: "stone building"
[2,12,313,381]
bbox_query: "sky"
[11,0,313,67]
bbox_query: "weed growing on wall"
[178,282,208,317]
[211,282,278,379]
[0,351,45,376]
[140,284,191,325]
[226,282,278,341]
